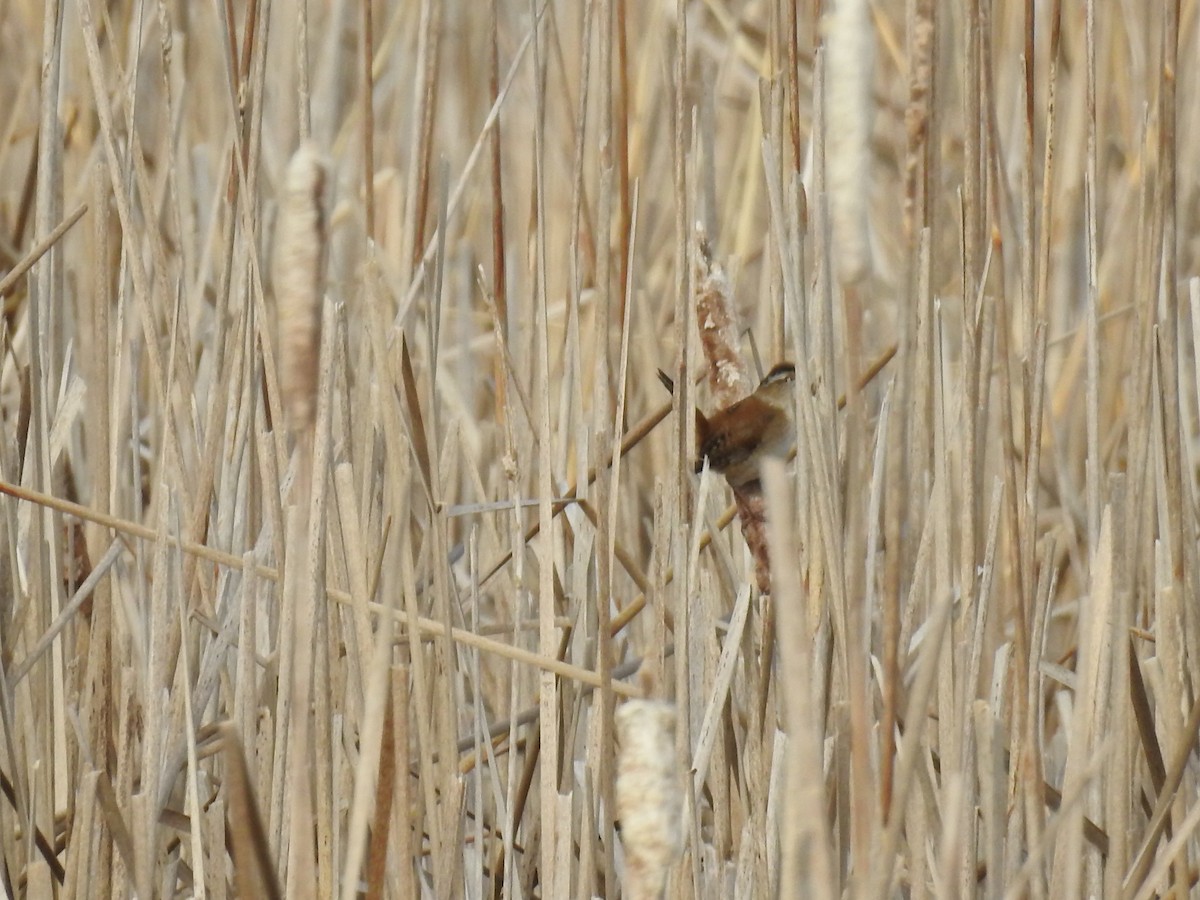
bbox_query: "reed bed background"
[1,0,1198,896]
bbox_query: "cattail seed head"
[616,699,683,899]
[694,225,753,408]
[274,142,327,436]
[826,0,875,286]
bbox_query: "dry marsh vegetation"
[1,0,1200,896]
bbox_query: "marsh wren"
[694,362,797,489]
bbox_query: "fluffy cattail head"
[694,224,753,408]
[616,699,683,899]
[274,142,327,436]
[825,0,875,286]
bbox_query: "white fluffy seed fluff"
[826,0,874,286]
[274,142,327,436]
[616,700,683,900]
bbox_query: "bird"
[694,362,797,489]
[657,362,798,490]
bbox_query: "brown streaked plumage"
[695,362,797,488]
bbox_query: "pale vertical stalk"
[1155,0,1198,735]
[77,0,183,496]
[28,0,68,835]
[398,0,437,284]
[86,159,114,891]
[392,16,537,325]
[671,0,692,512]
[392,667,414,899]
[528,1,558,893]
[872,535,955,897]
[593,149,618,900]
[465,533,484,900]
[1045,505,1109,895]
[410,153,459,887]
[297,0,311,138]
[139,485,179,898]
[597,180,639,893]
[488,0,508,432]
[361,0,376,242]
[307,302,337,899]
[596,0,614,403]
[235,551,259,772]
[338,571,396,899]
[763,460,834,896]
[177,588,207,898]
[1021,326,1051,899]
[1105,508,1133,898]
[887,0,933,797]
[282,500,316,897]
[394,493,443,889]
[273,142,327,897]
[961,0,983,295]
[1084,0,1101,549]
[332,463,373,696]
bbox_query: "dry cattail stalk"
[734,491,772,595]
[825,0,874,286]
[690,228,789,592]
[274,142,327,437]
[615,699,683,900]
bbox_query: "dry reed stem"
[3,1,1200,896]
[0,203,87,298]
[271,140,331,896]
[0,478,641,697]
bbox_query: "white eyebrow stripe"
[761,364,796,385]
